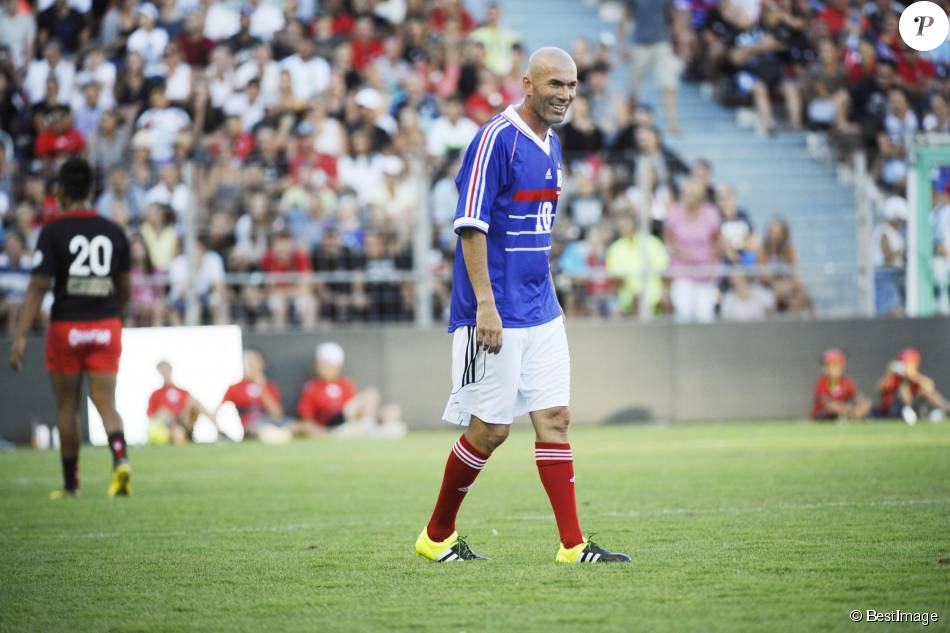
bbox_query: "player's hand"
[9,336,25,371]
[476,301,503,354]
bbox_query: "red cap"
[822,348,846,366]
[898,347,921,366]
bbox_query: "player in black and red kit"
[9,158,133,499]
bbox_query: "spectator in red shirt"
[147,360,216,444]
[875,348,949,424]
[176,11,215,67]
[34,105,86,166]
[812,348,870,421]
[430,0,476,34]
[349,17,383,71]
[218,348,292,441]
[260,231,317,330]
[297,342,407,437]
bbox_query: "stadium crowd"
[21,0,943,331]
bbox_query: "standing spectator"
[621,0,683,134]
[605,214,670,316]
[664,178,721,322]
[260,231,317,330]
[127,3,168,77]
[872,196,907,316]
[0,0,37,72]
[34,104,85,166]
[811,348,871,422]
[468,3,521,77]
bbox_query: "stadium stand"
[0,0,940,331]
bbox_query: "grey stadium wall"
[1,317,948,443]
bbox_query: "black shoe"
[559,534,631,563]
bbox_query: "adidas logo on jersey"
[545,168,552,180]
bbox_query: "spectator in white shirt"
[167,237,228,325]
[235,42,281,105]
[338,129,385,204]
[24,39,75,104]
[75,45,117,96]
[136,85,192,163]
[145,163,189,220]
[720,271,774,321]
[127,3,169,77]
[872,195,908,315]
[205,45,236,108]
[159,41,192,105]
[0,0,37,72]
[248,0,284,43]
[70,81,108,139]
[203,0,240,41]
[223,78,266,132]
[281,38,331,101]
[426,94,478,161]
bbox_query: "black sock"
[107,432,127,467]
[62,456,78,491]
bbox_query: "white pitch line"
[516,497,950,521]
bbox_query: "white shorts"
[442,316,570,426]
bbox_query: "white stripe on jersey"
[506,230,549,236]
[472,121,510,222]
[504,246,552,252]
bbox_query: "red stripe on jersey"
[466,117,505,218]
[60,210,98,219]
[512,188,560,202]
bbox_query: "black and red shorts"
[45,317,122,374]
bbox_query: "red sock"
[107,431,127,467]
[426,434,489,542]
[536,442,584,548]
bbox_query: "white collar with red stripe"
[501,104,552,156]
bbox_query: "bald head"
[521,47,577,132]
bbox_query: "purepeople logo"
[899,1,950,51]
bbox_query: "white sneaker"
[902,406,918,425]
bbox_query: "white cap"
[138,3,158,20]
[316,342,345,367]
[354,87,382,110]
[883,196,908,221]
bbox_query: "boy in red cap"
[812,348,870,421]
[875,348,949,424]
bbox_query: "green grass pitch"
[2,422,949,633]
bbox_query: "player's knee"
[546,407,571,435]
[470,420,509,452]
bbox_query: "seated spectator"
[24,39,74,106]
[0,230,30,336]
[70,80,109,140]
[717,184,759,268]
[871,196,907,316]
[312,224,365,323]
[605,214,670,316]
[218,348,292,442]
[145,163,188,221]
[166,237,228,325]
[558,96,604,154]
[559,224,615,317]
[128,233,164,327]
[297,342,405,437]
[664,178,721,323]
[259,231,316,330]
[147,360,216,445]
[812,348,870,422]
[875,348,949,424]
[803,40,849,132]
[140,203,178,271]
[426,94,478,162]
[89,111,132,181]
[876,88,918,191]
[759,216,812,315]
[34,104,85,167]
[720,270,774,321]
[127,3,168,76]
[135,84,191,164]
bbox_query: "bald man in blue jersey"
[415,47,630,564]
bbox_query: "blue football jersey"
[448,105,563,333]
